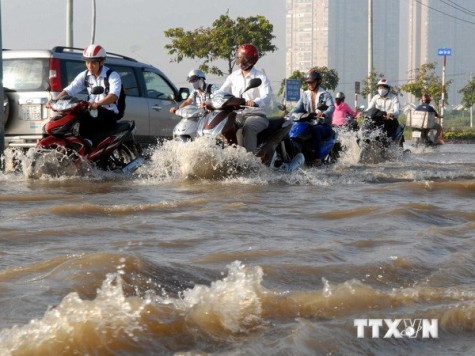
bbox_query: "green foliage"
[458,77,475,109]
[360,69,385,98]
[443,128,475,141]
[400,62,452,104]
[278,66,339,96]
[164,12,277,76]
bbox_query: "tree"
[400,62,452,104]
[164,13,277,76]
[458,77,475,109]
[360,69,386,98]
[278,66,339,96]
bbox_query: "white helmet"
[187,69,206,82]
[377,78,390,89]
[82,44,107,61]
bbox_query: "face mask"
[192,79,203,90]
[378,88,389,97]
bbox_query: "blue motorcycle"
[272,112,341,172]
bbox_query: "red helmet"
[82,44,107,61]
[236,44,259,70]
[421,93,431,104]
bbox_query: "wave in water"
[1,259,473,355]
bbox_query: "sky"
[1,0,286,90]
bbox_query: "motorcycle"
[27,87,143,177]
[406,109,443,147]
[172,105,206,142]
[357,107,405,164]
[283,112,341,168]
[196,78,293,168]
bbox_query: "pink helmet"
[82,44,107,61]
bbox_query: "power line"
[440,0,475,17]
[414,0,475,25]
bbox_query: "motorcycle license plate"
[412,131,422,138]
[20,105,42,120]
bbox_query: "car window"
[107,65,140,97]
[3,59,48,91]
[143,70,174,100]
[63,60,87,94]
[63,60,85,85]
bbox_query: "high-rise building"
[286,0,475,106]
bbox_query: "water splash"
[144,138,266,181]
[0,273,144,355]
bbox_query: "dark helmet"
[236,44,259,70]
[335,92,345,99]
[421,93,431,104]
[304,69,322,83]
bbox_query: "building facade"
[286,0,475,106]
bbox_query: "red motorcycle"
[28,90,143,177]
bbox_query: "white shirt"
[64,65,121,113]
[367,92,400,118]
[218,66,273,114]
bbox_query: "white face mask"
[192,79,203,90]
[378,88,389,97]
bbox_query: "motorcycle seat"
[258,117,287,139]
[91,121,135,144]
[115,120,135,133]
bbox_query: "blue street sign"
[438,48,452,56]
[285,79,301,101]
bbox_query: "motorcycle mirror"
[241,78,262,97]
[91,86,105,95]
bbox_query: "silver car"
[2,46,189,149]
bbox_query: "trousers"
[236,115,269,153]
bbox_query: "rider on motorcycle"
[170,69,218,113]
[289,69,335,166]
[414,93,443,145]
[333,91,357,130]
[364,78,401,140]
[47,44,122,144]
[217,44,273,153]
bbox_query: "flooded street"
[0,139,474,355]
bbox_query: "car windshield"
[3,58,48,91]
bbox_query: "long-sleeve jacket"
[290,87,334,125]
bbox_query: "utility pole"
[0,1,4,155]
[367,0,373,105]
[441,54,446,126]
[91,0,96,44]
[66,0,73,47]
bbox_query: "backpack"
[84,68,126,119]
